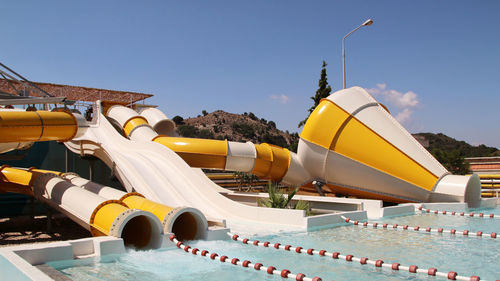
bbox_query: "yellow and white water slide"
[0,109,205,244]
[65,103,310,232]
[106,87,480,207]
[0,86,482,233]
[298,87,480,205]
[0,166,164,249]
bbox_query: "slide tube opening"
[164,207,208,241]
[112,209,164,250]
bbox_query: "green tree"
[198,129,214,139]
[172,115,184,125]
[298,61,332,128]
[177,125,198,137]
[431,149,470,175]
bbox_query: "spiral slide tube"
[60,173,208,241]
[0,109,87,153]
[107,105,311,184]
[0,166,163,249]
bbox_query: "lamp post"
[342,19,373,89]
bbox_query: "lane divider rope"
[226,232,482,281]
[415,205,499,219]
[340,215,497,240]
[169,235,323,281]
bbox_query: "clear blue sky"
[3,1,500,148]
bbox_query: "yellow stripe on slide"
[252,143,291,181]
[301,99,438,191]
[123,116,149,137]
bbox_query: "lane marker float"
[415,206,499,219]
[227,232,482,281]
[170,235,323,281]
[341,215,497,240]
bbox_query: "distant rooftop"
[465,156,500,174]
[0,78,153,104]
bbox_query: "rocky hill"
[412,133,499,157]
[173,110,299,152]
[412,132,499,174]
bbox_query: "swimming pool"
[47,206,500,281]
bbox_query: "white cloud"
[365,84,420,124]
[366,84,419,109]
[270,94,289,104]
[395,108,413,123]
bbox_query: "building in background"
[465,157,500,174]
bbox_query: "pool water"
[48,207,500,281]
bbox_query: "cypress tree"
[298,61,332,128]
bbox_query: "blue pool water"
[48,207,500,281]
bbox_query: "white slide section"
[65,102,313,234]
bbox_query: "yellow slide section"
[0,166,124,237]
[29,168,181,226]
[0,110,79,143]
[153,136,290,181]
[119,192,202,240]
[252,143,290,181]
[114,112,292,181]
[153,136,228,170]
[153,137,290,181]
[301,99,439,191]
[0,166,163,249]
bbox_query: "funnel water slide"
[298,87,481,206]
[0,167,163,249]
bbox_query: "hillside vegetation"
[413,133,499,157]
[412,133,499,174]
[173,110,299,152]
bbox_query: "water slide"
[0,166,163,249]
[107,87,481,207]
[1,87,482,235]
[0,108,83,154]
[0,110,199,246]
[297,87,480,205]
[66,103,312,233]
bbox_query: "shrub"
[198,129,214,139]
[262,133,288,148]
[172,116,184,125]
[177,125,198,137]
[257,183,312,216]
[248,112,257,120]
[232,122,256,139]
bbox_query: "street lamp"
[342,19,373,89]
